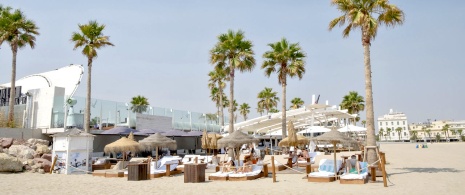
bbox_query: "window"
[403,127,406,130]
[397,121,399,125]
[404,132,407,136]
[392,133,395,136]
[391,122,393,125]
[386,122,388,126]
[403,121,405,125]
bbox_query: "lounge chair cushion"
[210,171,232,177]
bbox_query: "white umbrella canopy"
[297,126,331,134]
[338,125,367,132]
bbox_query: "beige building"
[377,109,410,141]
[409,120,465,142]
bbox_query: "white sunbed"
[339,161,369,184]
[308,159,343,182]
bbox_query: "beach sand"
[1,142,464,195]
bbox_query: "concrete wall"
[0,128,51,141]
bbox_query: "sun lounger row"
[208,164,266,181]
[307,158,369,184]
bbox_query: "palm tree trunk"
[228,67,234,134]
[363,33,377,164]
[281,81,287,138]
[7,44,18,127]
[84,57,93,133]
[219,83,224,128]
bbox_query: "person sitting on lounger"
[221,158,235,173]
[236,156,253,173]
[345,155,361,174]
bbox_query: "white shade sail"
[338,125,367,132]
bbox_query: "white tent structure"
[222,103,356,135]
[297,126,331,134]
[338,125,367,132]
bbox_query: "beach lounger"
[92,161,129,178]
[149,159,181,178]
[308,159,342,182]
[228,165,264,181]
[339,161,369,184]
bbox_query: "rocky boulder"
[0,153,23,172]
[34,158,52,173]
[1,138,14,148]
[41,154,52,162]
[35,145,50,155]
[8,145,35,160]
[27,138,49,146]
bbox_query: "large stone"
[41,154,52,162]
[8,145,35,159]
[27,138,49,146]
[0,153,23,172]
[34,158,52,172]
[1,138,14,148]
[35,145,50,155]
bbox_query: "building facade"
[409,120,465,142]
[377,109,410,141]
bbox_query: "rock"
[12,139,26,146]
[27,159,35,166]
[0,153,23,172]
[1,138,14,148]
[41,154,52,162]
[38,169,45,174]
[35,145,50,155]
[33,158,51,172]
[24,165,32,171]
[8,145,35,159]
[27,138,49,146]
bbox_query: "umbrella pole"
[333,142,337,179]
[156,147,159,168]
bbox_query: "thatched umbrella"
[201,130,209,149]
[218,131,259,160]
[104,137,141,161]
[312,127,355,177]
[139,133,177,160]
[278,135,309,147]
[209,133,222,149]
[286,121,298,147]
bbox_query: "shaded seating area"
[308,159,343,182]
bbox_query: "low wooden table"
[184,163,207,183]
[127,163,148,181]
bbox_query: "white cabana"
[338,125,367,132]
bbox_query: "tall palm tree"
[262,38,306,138]
[130,95,149,114]
[340,91,365,125]
[361,120,366,127]
[239,103,250,121]
[71,20,114,132]
[229,100,238,123]
[208,65,228,128]
[257,87,279,114]
[378,128,384,141]
[210,30,255,133]
[329,0,404,163]
[1,8,39,127]
[395,127,402,141]
[457,129,463,142]
[256,105,265,116]
[425,129,432,142]
[290,97,304,109]
[204,113,218,124]
[269,108,279,113]
[386,128,392,141]
[442,124,450,142]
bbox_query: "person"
[297,148,309,162]
[345,155,361,174]
[221,157,235,173]
[236,156,253,173]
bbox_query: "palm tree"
[208,65,228,128]
[269,108,279,113]
[239,103,250,121]
[361,120,366,127]
[442,124,450,142]
[290,97,304,109]
[329,0,404,163]
[204,113,218,124]
[386,128,392,141]
[425,128,432,142]
[257,87,279,114]
[395,127,403,141]
[457,129,463,142]
[229,100,238,123]
[210,30,255,133]
[410,130,418,141]
[340,91,365,125]
[71,20,114,132]
[130,95,149,114]
[256,106,265,116]
[1,8,39,127]
[262,38,306,138]
[378,128,384,141]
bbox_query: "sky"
[1,0,464,125]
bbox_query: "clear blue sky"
[1,0,464,124]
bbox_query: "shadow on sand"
[390,167,463,175]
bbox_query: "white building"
[409,120,465,142]
[377,109,410,142]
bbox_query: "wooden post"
[379,152,388,187]
[271,156,276,183]
[50,154,58,174]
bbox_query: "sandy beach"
[1,142,464,195]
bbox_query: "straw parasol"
[139,133,177,160]
[278,135,309,147]
[104,136,141,161]
[218,130,259,160]
[209,133,221,149]
[201,130,209,149]
[312,127,355,177]
[286,121,298,147]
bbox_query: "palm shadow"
[390,167,463,175]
